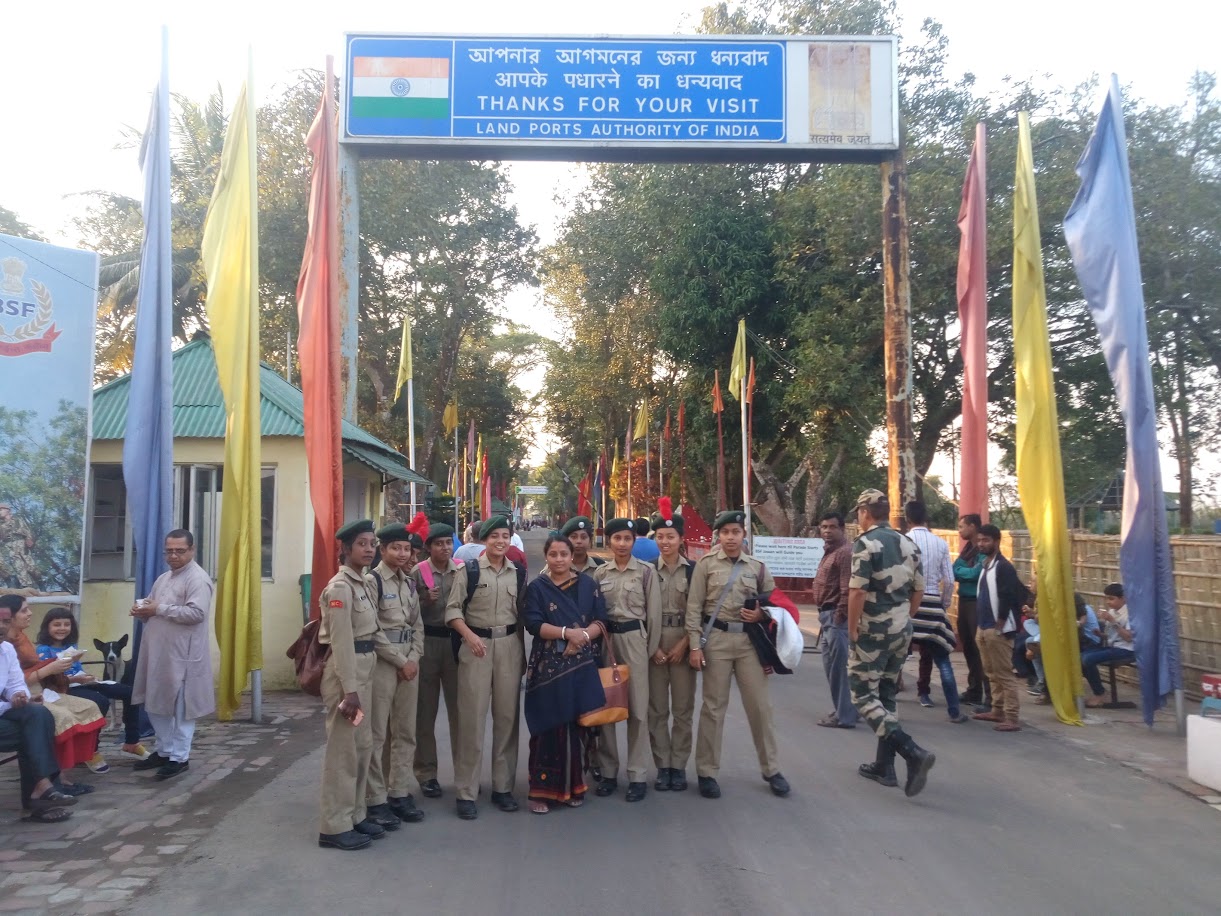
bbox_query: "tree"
[0,206,43,241]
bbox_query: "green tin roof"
[92,337,430,486]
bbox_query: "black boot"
[857,738,898,788]
[887,729,935,798]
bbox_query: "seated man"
[1082,583,1135,708]
[1077,597,1103,651]
[0,601,77,822]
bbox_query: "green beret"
[605,517,636,537]
[652,512,685,535]
[336,519,374,542]
[479,515,510,540]
[713,510,746,531]
[376,523,410,543]
[634,517,651,535]
[560,516,593,537]
[425,523,455,544]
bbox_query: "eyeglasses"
[164,548,192,555]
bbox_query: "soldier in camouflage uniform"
[847,489,936,798]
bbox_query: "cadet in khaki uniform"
[445,516,524,820]
[562,516,604,573]
[365,520,427,829]
[318,520,390,851]
[411,522,461,798]
[686,510,791,800]
[648,497,695,793]
[593,518,662,802]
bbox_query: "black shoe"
[133,752,169,772]
[858,737,899,787]
[420,779,443,799]
[626,782,647,802]
[669,769,688,792]
[388,795,425,823]
[456,799,478,820]
[594,778,618,797]
[888,730,935,798]
[698,777,721,799]
[353,818,386,839]
[765,773,791,797]
[654,769,672,791]
[154,760,189,781]
[490,791,519,812]
[318,830,371,851]
[365,803,401,831]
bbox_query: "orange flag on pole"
[711,370,724,414]
[296,57,343,621]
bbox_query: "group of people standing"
[315,501,791,851]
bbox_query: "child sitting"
[36,608,151,762]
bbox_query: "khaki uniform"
[649,556,696,772]
[411,557,462,784]
[318,565,386,835]
[444,554,524,802]
[576,555,604,574]
[366,561,425,806]
[593,557,662,784]
[685,547,780,779]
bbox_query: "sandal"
[565,798,584,808]
[25,807,73,823]
[529,800,549,815]
[56,783,94,797]
[29,789,77,812]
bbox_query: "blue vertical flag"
[122,32,175,658]
[1064,74,1182,723]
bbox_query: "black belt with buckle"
[703,617,745,634]
[354,640,375,653]
[425,625,451,639]
[607,619,642,634]
[661,614,685,629]
[469,624,518,639]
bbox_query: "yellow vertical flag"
[728,319,747,399]
[1013,112,1081,726]
[394,318,412,402]
[442,399,458,437]
[201,64,262,721]
[633,398,650,440]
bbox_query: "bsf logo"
[0,257,60,357]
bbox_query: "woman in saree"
[522,535,608,814]
[0,595,103,791]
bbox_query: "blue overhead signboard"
[343,34,899,161]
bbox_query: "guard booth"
[336,32,917,522]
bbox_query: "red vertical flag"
[296,57,343,620]
[712,371,727,512]
[958,122,990,523]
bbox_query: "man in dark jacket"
[971,524,1026,731]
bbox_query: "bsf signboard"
[0,235,99,597]
[343,34,897,161]
[752,536,825,578]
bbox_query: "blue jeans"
[1081,647,1136,696]
[819,613,859,726]
[917,641,961,718]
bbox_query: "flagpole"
[626,410,633,518]
[645,420,651,490]
[716,407,726,513]
[741,377,751,547]
[453,423,459,533]
[407,376,417,517]
[659,419,665,501]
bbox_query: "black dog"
[93,635,129,683]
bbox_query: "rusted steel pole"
[881,147,916,528]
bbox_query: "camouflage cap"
[855,488,887,508]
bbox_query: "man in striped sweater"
[905,502,968,724]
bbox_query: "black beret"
[605,517,636,537]
[479,515,510,539]
[336,519,374,541]
[425,523,455,544]
[376,523,410,543]
[560,516,593,537]
[713,510,746,531]
[652,512,685,535]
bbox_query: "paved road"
[138,529,1220,914]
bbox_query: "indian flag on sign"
[351,56,450,120]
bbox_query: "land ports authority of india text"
[351,38,788,142]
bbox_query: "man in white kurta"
[131,529,215,780]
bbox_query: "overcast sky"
[5,0,1217,495]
